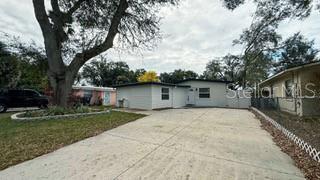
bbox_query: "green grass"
[0,111,145,170]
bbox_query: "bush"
[20,106,93,118]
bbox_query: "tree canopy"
[0,42,20,88]
[222,0,317,88]
[273,33,319,72]
[202,60,224,80]
[160,69,198,83]
[137,71,160,82]
[81,57,146,86]
[0,39,49,91]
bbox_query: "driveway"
[0,108,304,179]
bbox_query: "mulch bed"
[252,110,320,180]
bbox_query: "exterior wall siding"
[226,90,251,109]
[278,98,296,114]
[116,85,152,110]
[299,67,320,116]
[151,86,173,109]
[172,87,188,108]
[178,81,227,107]
[115,81,248,110]
[110,92,117,106]
[72,88,116,106]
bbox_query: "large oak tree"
[32,0,178,107]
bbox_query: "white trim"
[72,86,115,92]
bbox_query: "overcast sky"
[0,0,319,74]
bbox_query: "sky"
[0,0,319,74]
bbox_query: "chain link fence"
[252,97,320,162]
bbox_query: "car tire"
[0,104,7,113]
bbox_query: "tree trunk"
[242,56,248,88]
[49,71,75,107]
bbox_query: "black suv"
[0,89,49,113]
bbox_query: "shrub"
[20,106,93,118]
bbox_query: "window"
[199,88,210,98]
[8,90,23,97]
[285,79,293,98]
[24,90,39,97]
[0,89,7,96]
[161,88,169,100]
[84,90,92,98]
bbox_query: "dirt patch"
[261,110,320,151]
[252,110,320,180]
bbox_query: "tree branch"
[67,0,87,16]
[51,0,61,14]
[32,0,52,36]
[69,0,129,71]
[49,0,69,43]
[33,0,66,74]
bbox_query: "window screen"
[285,79,293,98]
[161,88,169,100]
[199,88,210,98]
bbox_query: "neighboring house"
[72,86,116,106]
[113,79,251,110]
[259,61,320,116]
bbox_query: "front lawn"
[0,111,145,170]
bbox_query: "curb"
[251,107,320,163]
[11,110,111,122]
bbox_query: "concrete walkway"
[0,108,304,180]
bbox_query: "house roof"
[112,82,191,88]
[72,86,115,91]
[177,79,232,84]
[259,61,320,86]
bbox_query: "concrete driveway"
[0,108,304,180]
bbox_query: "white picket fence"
[252,107,320,163]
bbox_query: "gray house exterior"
[114,79,250,110]
[114,82,189,110]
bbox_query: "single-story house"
[113,79,251,110]
[259,61,320,116]
[72,86,116,106]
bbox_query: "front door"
[103,91,110,105]
[187,88,195,105]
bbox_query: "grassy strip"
[252,110,320,180]
[0,111,145,170]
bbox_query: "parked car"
[0,89,49,113]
